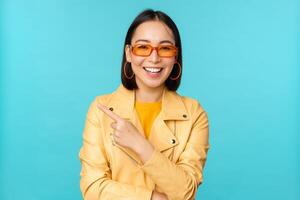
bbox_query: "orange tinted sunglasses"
[130,44,178,58]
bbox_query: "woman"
[79,9,210,200]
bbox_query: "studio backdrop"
[0,0,299,199]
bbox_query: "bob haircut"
[121,9,182,91]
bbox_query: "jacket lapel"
[149,87,189,153]
[107,84,189,164]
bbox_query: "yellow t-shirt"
[135,101,162,139]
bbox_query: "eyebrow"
[134,39,174,45]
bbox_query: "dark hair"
[121,9,182,91]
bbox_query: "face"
[125,20,177,90]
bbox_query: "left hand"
[97,103,149,154]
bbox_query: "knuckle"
[119,120,126,127]
[120,119,126,123]
[115,132,121,138]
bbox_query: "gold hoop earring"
[170,62,182,80]
[123,62,134,79]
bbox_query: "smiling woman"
[124,20,178,90]
[78,9,210,200]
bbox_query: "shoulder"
[85,91,115,118]
[179,95,208,123]
[181,95,207,114]
[90,84,128,106]
[94,93,113,105]
[89,90,116,106]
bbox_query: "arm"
[137,103,210,200]
[79,97,153,200]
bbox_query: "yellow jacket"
[79,84,210,200]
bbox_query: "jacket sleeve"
[79,97,153,200]
[138,103,210,200]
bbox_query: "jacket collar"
[108,84,189,121]
[106,84,189,162]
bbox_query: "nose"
[149,48,160,63]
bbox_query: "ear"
[125,45,132,63]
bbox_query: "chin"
[135,72,169,89]
[141,80,165,89]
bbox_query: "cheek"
[164,59,176,70]
[131,56,145,67]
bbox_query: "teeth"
[144,67,162,73]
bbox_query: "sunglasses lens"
[132,44,152,56]
[131,44,177,57]
[158,46,177,57]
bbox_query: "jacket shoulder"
[85,92,114,119]
[88,88,117,106]
[180,95,207,116]
[94,93,114,105]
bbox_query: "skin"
[125,20,177,102]
[98,20,178,200]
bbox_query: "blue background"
[1,0,299,199]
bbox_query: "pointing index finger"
[97,104,122,122]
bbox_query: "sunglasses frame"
[129,44,178,58]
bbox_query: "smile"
[143,67,163,73]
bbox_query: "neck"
[135,84,165,103]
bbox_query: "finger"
[110,122,120,131]
[113,130,121,138]
[97,103,122,122]
[109,131,120,139]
